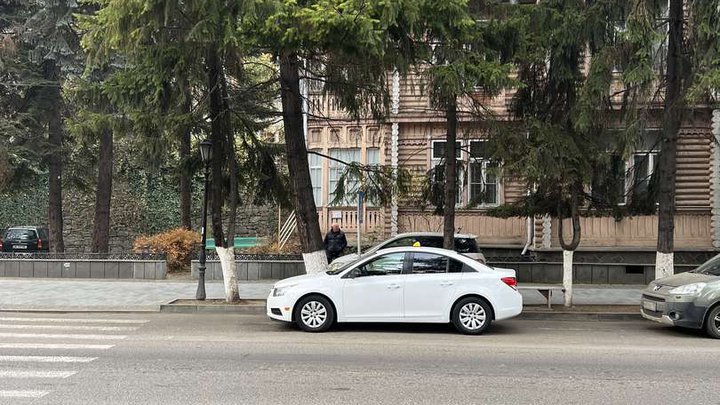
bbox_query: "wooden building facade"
[304,70,720,267]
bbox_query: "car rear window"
[418,236,443,248]
[5,229,37,240]
[454,238,479,253]
[410,236,479,253]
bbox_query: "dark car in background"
[0,226,50,252]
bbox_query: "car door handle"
[440,282,454,286]
[387,284,401,289]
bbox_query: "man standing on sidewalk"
[323,224,347,263]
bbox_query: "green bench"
[205,237,261,250]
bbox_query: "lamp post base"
[196,267,206,300]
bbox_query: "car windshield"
[326,253,373,275]
[691,254,720,276]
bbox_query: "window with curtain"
[328,148,361,206]
[308,152,323,206]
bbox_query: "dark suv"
[1,226,50,252]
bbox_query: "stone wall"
[0,259,166,279]
[2,176,278,254]
[191,260,305,281]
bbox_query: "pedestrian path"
[0,315,148,400]
[0,278,644,311]
[0,279,273,311]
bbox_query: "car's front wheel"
[294,295,335,333]
[705,305,720,339]
[451,297,493,335]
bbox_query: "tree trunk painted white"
[216,246,239,302]
[655,251,674,280]
[563,249,573,307]
[303,249,328,274]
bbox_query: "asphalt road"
[0,312,718,405]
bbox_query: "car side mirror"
[346,268,363,279]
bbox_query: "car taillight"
[37,238,42,249]
[501,277,517,290]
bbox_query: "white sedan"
[267,247,522,335]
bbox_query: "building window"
[308,152,323,206]
[468,141,498,206]
[366,148,381,207]
[328,148,361,206]
[591,154,626,205]
[429,140,499,207]
[591,150,658,206]
[627,151,658,199]
[367,148,380,166]
[431,140,462,205]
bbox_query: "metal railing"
[0,252,166,260]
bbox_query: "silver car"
[641,254,720,338]
[330,232,486,270]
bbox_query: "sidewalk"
[0,278,644,312]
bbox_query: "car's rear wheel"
[451,297,493,335]
[294,295,334,333]
[705,305,720,339]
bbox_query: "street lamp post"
[196,139,213,301]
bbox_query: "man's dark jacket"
[324,230,348,254]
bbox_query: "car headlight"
[273,284,296,297]
[668,282,707,295]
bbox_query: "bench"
[517,284,565,308]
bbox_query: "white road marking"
[0,355,97,363]
[0,390,50,398]
[0,370,76,378]
[0,324,138,332]
[0,317,148,324]
[0,343,114,350]
[0,332,126,340]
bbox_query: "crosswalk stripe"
[0,390,50,398]
[0,356,97,363]
[0,343,114,350]
[0,332,126,340]
[0,324,138,332]
[0,370,77,378]
[0,317,148,324]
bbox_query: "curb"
[0,306,160,313]
[519,311,642,321]
[159,299,266,314]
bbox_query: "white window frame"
[624,150,658,204]
[308,151,323,207]
[468,140,500,207]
